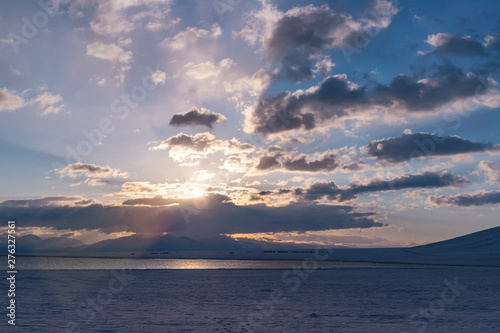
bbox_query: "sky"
[0,0,499,249]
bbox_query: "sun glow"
[184,186,205,198]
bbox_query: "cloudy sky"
[0,0,499,248]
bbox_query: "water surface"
[14,256,456,270]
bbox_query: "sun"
[185,186,205,198]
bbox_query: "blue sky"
[0,0,499,248]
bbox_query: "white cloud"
[131,6,180,31]
[426,32,453,47]
[150,69,167,84]
[361,0,399,30]
[0,88,25,112]
[151,132,255,162]
[184,58,233,80]
[192,170,216,182]
[89,2,134,36]
[77,0,174,37]
[234,1,283,46]
[96,77,107,86]
[145,18,180,31]
[223,69,274,99]
[34,92,63,108]
[86,42,133,85]
[163,24,222,50]
[314,58,335,77]
[117,37,133,47]
[41,104,66,115]
[221,156,251,173]
[32,92,65,115]
[474,161,500,184]
[86,42,133,63]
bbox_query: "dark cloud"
[169,107,227,129]
[255,149,339,173]
[260,1,398,81]
[429,191,500,207]
[248,63,496,135]
[260,172,466,202]
[255,154,281,170]
[75,199,96,205]
[284,152,338,172]
[373,62,493,111]
[0,196,83,208]
[265,5,344,81]
[0,194,383,237]
[367,132,495,162]
[341,162,367,171]
[427,33,486,56]
[122,194,229,206]
[54,162,128,180]
[157,133,253,151]
[423,26,500,77]
[161,133,209,151]
[425,26,500,56]
[68,163,109,174]
[122,195,172,206]
[489,22,500,50]
[250,75,369,135]
[59,232,77,238]
[258,189,291,197]
[337,172,467,200]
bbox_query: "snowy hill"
[329,226,500,267]
[412,226,500,255]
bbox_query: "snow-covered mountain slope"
[328,226,500,267]
[412,226,500,255]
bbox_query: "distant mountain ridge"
[0,233,315,254]
[1,226,499,266]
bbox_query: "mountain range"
[2,226,499,266]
